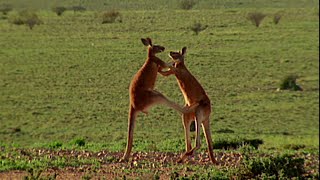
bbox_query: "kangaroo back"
[129,38,167,110]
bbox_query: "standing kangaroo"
[120,38,191,162]
[160,47,215,163]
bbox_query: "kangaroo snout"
[159,46,165,52]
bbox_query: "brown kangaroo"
[120,38,191,162]
[160,47,215,163]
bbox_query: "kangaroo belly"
[176,75,210,108]
[129,61,159,110]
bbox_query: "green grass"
[0,1,318,174]
[0,0,318,10]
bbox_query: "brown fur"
[120,38,190,162]
[160,47,215,163]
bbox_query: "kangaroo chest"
[175,69,206,105]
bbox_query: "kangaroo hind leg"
[202,118,215,163]
[120,106,138,162]
[145,90,188,114]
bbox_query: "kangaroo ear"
[141,38,150,46]
[146,37,152,46]
[169,51,174,58]
[181,47,187,56]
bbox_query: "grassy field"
[0,0,319,179]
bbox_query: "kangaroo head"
[169,47,187,66]
[141,38,165,56]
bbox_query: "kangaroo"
[160,47,215,163]
[120,38,191,162]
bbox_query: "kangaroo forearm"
[159,68,174,76]
[152,57,168,68]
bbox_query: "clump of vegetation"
[48,141,63,149]
[239,154,305,179]
[213,138,263,150]
[190,22,208,35]
[71,138,86,147]
[9,14,25,25]
[25,15,42,29]
[69,5,86,12]
[24,168,57,180]
[82,174,92,180]
[24,168,43,180]
[279,74,303,91]
[283,144,306,150]
[52,6,67,16]
[179,0,197,10]
[9,127,21,133]
[0,3,12,15]
[9,11,42,29]
[247,12,267,27]
[101,10,122,24]
[170,169,229,179]
[273,13,282,24]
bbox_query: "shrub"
[279,74,303,91]
[101,10,122,24]
[190,22,208,35]
[52,6,67,16]
[242,154,305,179]
[24,168,43,180]
[273,13,282,24]
[69,5,86,12]
[71,138,86,147]
[48,141,63,149]
[9,14,24,25]
[213,138,263,150]
[10,127,21,133]
[25,15,42,30]
[9,11,42,29]
[0,3,12,15]
[283,144,306,150]
[247,12,266,27]
[179,0,197,10]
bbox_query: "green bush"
[0,3,12,15]
[9,11,42,29]
[23,168,43,180]
[71,138,86,147]
[190,22,208,35]
[247,12,267,27]
[69,5,86,12]
[242,154,305,179]
[279,74,303,91]
[48,141,63,149]
[273,13,282,24]
[283,144,306,150]
[25,15,42,29]
[179,0,197,10]
[170,169,229,179]
[101,10,122,24]
[213,138,263,150]
[52,6,67,16]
